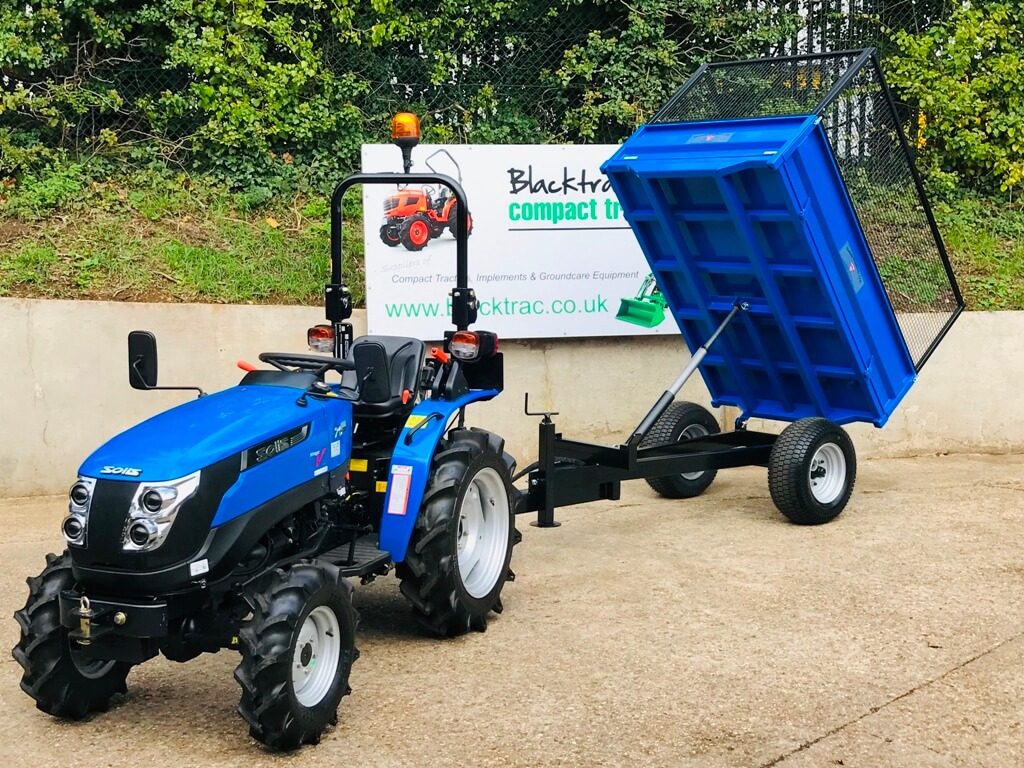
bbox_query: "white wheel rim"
[292,605,342,707]
[456,466,510,599]
[680,424,710,481]
[809,443,847,504]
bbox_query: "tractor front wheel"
[13,552,131,719]
[379,223,401,247]
[398,429,519,637]
[400,214,432,251]
[641,402,721,498]
[235,562,358,751]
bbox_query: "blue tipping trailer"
[517,49,963,527]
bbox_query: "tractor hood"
[79,383,333,482]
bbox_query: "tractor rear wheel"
[398,429,519,637]
[447,202,473,237]
[235,562,358,751]
[768,417,856,525]
[13,552,130,719]
[400,214,432,251]
[379,223,401,247]
[641,401,721,498]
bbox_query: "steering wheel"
[258,352,354,376]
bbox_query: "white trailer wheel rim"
[292,605,342,707]
[809,443,846,504]
[680,423,710,480]
[457,466,510,599]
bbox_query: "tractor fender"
[378,389,499,562]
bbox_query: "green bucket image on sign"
[616,274,667,328]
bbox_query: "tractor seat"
[341,335,426,418]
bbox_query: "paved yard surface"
[0,454,1021,767]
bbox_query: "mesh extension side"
[652,49,963,370]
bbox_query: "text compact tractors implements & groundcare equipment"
[14,50,962,752]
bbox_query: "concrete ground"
[0,454,1021,767]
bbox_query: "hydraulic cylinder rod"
[628,300,748,445]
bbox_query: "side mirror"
[128,331,158,389]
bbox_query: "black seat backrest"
[345,335,426,418]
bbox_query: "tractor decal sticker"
[333,421,347,439]
[243,423,310,470]
[330,440,341,458]
[386,465,414,516]
[310,447,327,475]
[100,466,142,476]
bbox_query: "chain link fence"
[3,1,949,166]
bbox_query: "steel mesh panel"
[651,50,962,370]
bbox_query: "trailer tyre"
[398,428,519,637]
[12,552,130,720]
[235,562,358,751]
[768,417,856,525]
[641,401,721,498]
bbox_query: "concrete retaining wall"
[1,298,1020,497]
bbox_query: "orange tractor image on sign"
[379,148,473,251]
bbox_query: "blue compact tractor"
[13,113,518,750]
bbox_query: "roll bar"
[328,172,477,331]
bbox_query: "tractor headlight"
[123,471,200,552]
[63,477,96,547]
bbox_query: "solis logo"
[100,466,142,477]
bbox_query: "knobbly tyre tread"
[768,417,857,525]
[640,401,721,498]
[398,428,519,637]
[234,562,358,751]
[399,214,431,251]
[12,551,130,719]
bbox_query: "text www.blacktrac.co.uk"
[383,294,610,318]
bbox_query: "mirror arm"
[131,357,206,398]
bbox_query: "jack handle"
[524,393,559,423]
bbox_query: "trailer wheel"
[768,417,856,525]
[235,562,358,751]
[12,552,130,719]
[400,214,432,251]
[398,428,519,637]
[641,401,721,498]
[379,224,401,247]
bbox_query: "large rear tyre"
[12,552,130,719]
[447,202,473,237]
[398,428,519,637]
[400,214,432,251]
[235,562,358,751]
[641,401,720,498]
[768,417,856,525]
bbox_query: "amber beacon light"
[391,112,421,173]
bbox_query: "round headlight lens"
[69,483,91,506]
[128,520,156,547]
[142,489,164,512]
[62,516,84,542]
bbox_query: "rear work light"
[449,330,499,362]
[307,324,334,353]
